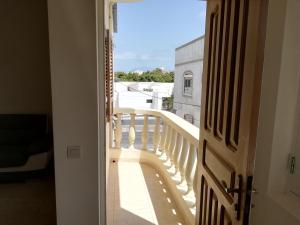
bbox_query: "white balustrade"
[185,144,197,194]
[178,138,189,183]
[171,133,182,172]
[128,113,136,150]
[112,108,200,213]
[153,116,161,153]
[114,113,122,149]
[141,115,148,150]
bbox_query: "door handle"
[223,175,243,220]
[225,187,240,194]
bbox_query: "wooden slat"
[208,11,218,131]
[229,0,249,149]
[222,0,240,150]
[205,10,216,131]
[211,193,219,225]
[216,0,231,139]
[211,1,224,137]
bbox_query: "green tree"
[115,69,174,83]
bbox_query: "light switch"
[67,146,81,159]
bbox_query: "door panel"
[197,0,268,224]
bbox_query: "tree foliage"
[115,69,174,83]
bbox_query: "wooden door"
[197,0,268,224]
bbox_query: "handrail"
[114,108,199,146]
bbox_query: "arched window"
[183,71,193,96]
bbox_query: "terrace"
[107,108,199,225]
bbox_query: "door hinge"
[288,154,296,174]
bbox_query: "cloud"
[115,51,171,61]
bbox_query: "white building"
[114,82,174,110]
[173,36,204,127]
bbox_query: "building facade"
[173,36,204,127]
[114,82,174,110]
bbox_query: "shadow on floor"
[140,164,185,225]
[107,161,185,225]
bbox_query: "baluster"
[159,121,168,153]
[167,129,176,161]
[165,126,174,160]
[164,127,171,157]
[141,115,149,151]
[164,126,172,155]
[115,113,122,149]
[193,159,198,198]
[128,113,136,150]
[178,138,189,183]
[171,133,183,172]
[153,116,161,153]
[185,144,197,194]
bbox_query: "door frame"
[96,0,108,224]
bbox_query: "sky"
[114,0,207,72]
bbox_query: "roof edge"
[175,35,205,51]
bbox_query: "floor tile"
[106,161,185,225]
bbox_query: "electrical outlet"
[67,146,81,159]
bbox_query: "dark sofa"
[0,114,53,170]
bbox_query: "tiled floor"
[107,162,186,225]
[0,170,57,225]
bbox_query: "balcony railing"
[110,108,199,224]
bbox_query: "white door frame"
[96,0,107,224]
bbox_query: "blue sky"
[114,0,207,72]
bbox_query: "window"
[146,99,153,103]
[184,114,194,124]
[183,71,193,96]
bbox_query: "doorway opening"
[105,0,206,224]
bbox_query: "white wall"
[47,0,104,224]
[116,92,153,109]
[0,0,52,115]
[251,0,300,224]
[175,37,204,65]
[115,82,174,95]
[268,0,300,196]
[114,82,174,110]
[173,37,204,127]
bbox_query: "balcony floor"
[107,161,186,225]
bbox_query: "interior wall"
[47,0,103,224]
[0,0,52,115]
[268,0,300,195]
[251,0,300,224]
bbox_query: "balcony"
[108,108,199,225]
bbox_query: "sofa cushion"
[0,130,43,145]
[0,145,28,168]
[28,136,52,155]
[0,114,53,169]
[0,115,48,131]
